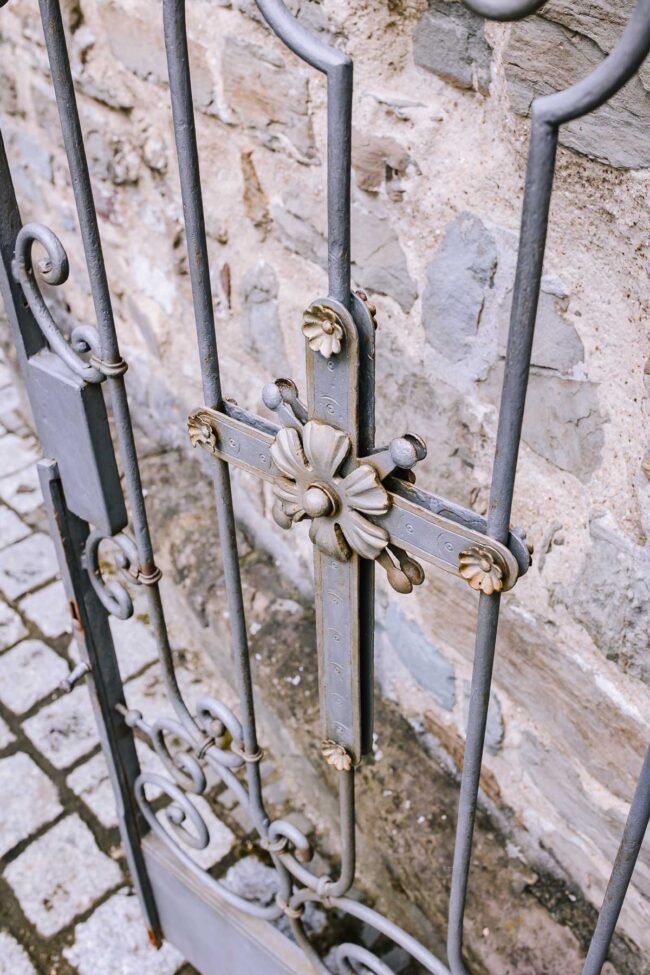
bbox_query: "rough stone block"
[0,533,58,601]
[19,580,72,639]
[498,275,584,374]
[505,12,650,168]
[0,752,63,857]
[413,0,492,93]
[423,211,497,361]
[273,192,417,311]
[352,132,412,197]
[64,889,184,975]
[22,684,97,769]
[222,35,316,163]
[0,639,69,714]
[5,815,122,936]
[463,682,504,754]
[381,604,456,710]
[240,262,288,376]
[0,599,28,650]
[556,514,650,682]
[0,505,30,551]
[523,373,605,482]
[0,932,36,975]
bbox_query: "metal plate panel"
[27,349,127,534]
[143,835,313,975]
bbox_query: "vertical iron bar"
[162,0,284,864]
[447,117,558,975]
[38,460,162,941]
[447,3,650,961]
[582,746,650,975]
[37,0,198,738]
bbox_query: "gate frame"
[0,0,648,973]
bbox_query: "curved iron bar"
[134,772,284,920]
[12,223,103,383]
[582,746,650,975]
[150,718,207,795]
[82,528,140,620]
[36,0,202,745]
[461,0,547,21]
[336,945,395,975]
[447,5,650,973]
[254,0,352,307]
[289,888,451,975]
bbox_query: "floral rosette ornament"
[302,303,344,359]
[458,545,506,595]
[270,420,389,561]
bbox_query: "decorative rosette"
[270,420,389,561]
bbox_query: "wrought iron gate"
[0,0,649,971]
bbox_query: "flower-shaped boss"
[270,420,390,561]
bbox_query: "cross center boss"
[188,297,531,766]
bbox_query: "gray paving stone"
[0,533,58,600]
[67,742,158,829]
[0,505,30,550]
[20,580,72,639]
[0,382,21,422]
[0,931,37,975]
[0,465,43,515]
[0,714,15,749]
[185,795,236,870]
[22,684,97,769]
[5,815,122,936]
[66,750,119,829]
[0,434,38,478]
[0,752,63,857]
[63,888,184,975]
[110,614,160,680]
[0,639,69,714]
[0,599,27,650]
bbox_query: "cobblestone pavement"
[0,355,345,975]
[0,356,211,973]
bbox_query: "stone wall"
[1,0,649,967]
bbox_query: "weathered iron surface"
[0,0,648,973]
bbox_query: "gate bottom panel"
[142,835,314,975]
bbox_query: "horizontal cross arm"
[188,405,529,591]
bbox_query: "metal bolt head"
[303,484,335,518]
[262,383,283,411]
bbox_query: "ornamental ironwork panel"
[0,0,649,973]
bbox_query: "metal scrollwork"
[135,772,210,852]
[82,528,141,619]
[12,223,104,383]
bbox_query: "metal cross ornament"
[188,293,531,765]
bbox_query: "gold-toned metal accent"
[458,545,506,595]
[321,739,353,771]
[188,410,218,452]
[270,420,390,561]
[302,303,344,358]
